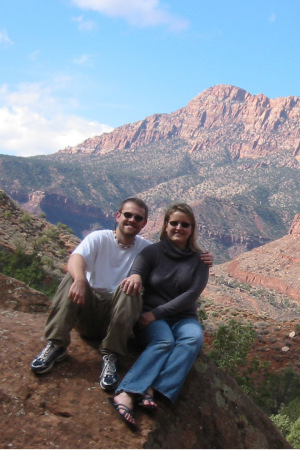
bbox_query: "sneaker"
[30,341,67,374]
[100,354,119,391]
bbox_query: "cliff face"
[0,189,79,277]
[289,213,300,234]
[219,213,300,303]
[60,84,300,161]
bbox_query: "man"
[31,197,213,391]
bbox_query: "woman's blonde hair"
[159,203,202,252]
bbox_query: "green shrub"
[270,397,300,447]
[209,319,256,376]
[57,222,73,234]
[198,307,207,325]
[44,226,59,240]
[253,368,300,415]
[0,245,59,297]
[287,417,300,448]
[270,414,292,437]
[20,212,32,225]
[4,210,12,219]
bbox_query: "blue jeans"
[116,318,203,403]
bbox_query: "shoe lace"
[39,342,54,361]
[103,356,117,376]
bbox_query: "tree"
[209,319,255,377]
[253,368,300,415]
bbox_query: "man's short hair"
[118,197,148,220]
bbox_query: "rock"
[145,355,292,449]
[289,214,300,235]
[0,308,291,449]
[58,85,300,162]
[0,273,50,313]
[289,331,296,338]
[222,229,300,304]
[282,346,290,352]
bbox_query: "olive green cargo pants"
[45,273,142,356]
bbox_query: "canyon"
[0,190,299,448]
[0,84,300,263]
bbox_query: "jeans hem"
[153,387,175,404]
[115,388,145,396]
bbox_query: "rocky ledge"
[0,279,291,449]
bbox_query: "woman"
[109,203,209,429]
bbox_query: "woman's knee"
[150,336,175,353]
[177,327,203,351]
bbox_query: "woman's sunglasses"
[121,212,145,222]
[168,221,191,228]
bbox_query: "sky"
[0,0,299,157]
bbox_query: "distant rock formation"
[1,84,300,260]
[222,213,300,302]
[289,213,300,234]
[59,84,300,162]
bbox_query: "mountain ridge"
[59,84,300,161]
[0,84,300,262]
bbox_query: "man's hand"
[138,311,156,329]
[200,250,214,268]
[67,254,87,304]
[121,274,142,295]
[68,278,86,304]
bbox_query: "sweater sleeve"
[129,244,156,283]
[152,262,209,320]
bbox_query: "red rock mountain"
[1,84,300,263]
[221,213,300,302]
[60,84,300,161]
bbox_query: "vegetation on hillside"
[0,144,300,262]
[208,319,300,446]
[0,243,60,297]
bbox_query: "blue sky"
[0,0,299,157]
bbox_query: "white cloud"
[0,29,13,45]
[71,0,189,32]
[0,83,113,157]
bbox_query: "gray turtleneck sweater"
[130,237,209,321]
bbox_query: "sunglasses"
[168,221,191,228]
[121,211,145,222]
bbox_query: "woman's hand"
[138,311,156,329]
[121,274,142,295]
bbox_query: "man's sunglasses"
[168,220,191,228]
[121,212,145,222]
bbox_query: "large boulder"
[0,298,291,449]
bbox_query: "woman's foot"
[138,387,157,410]
[109,392,136,428]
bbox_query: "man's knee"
[113,289,142,316]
